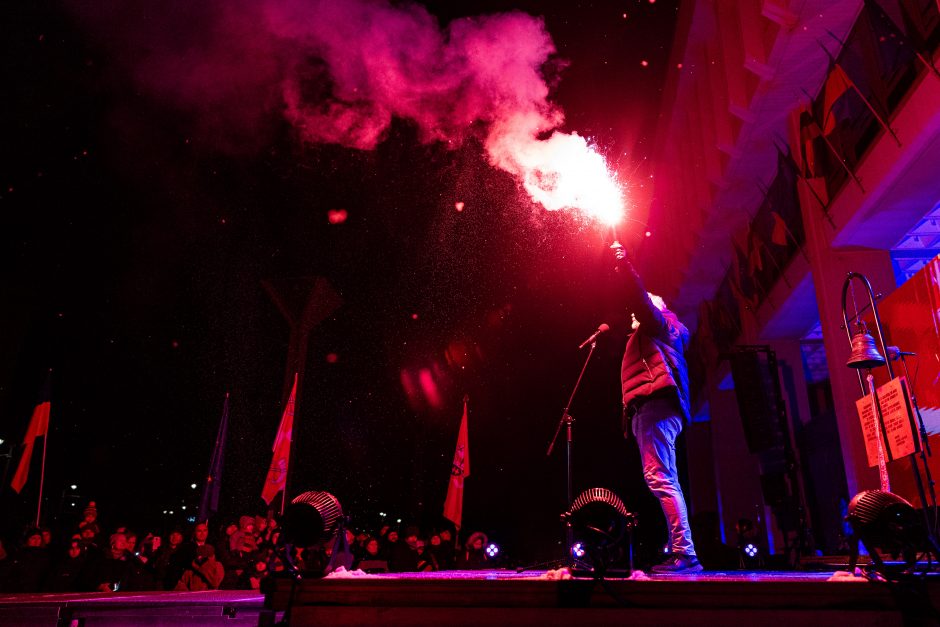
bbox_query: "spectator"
[193,522,210,548]
[228,516,255,553]
[388,526,420,572]
[382,528,400,560]
[92,532,152,592]
[153,529,186,590]
[416,538,436,571]
[174,544,224,591]
[220,525,259,589]
[352,536,384,571]
[4,529,51,592]
[46,537,91,592]
[429,531,455,570]
[455,531,489,570]
[78,502,101,541]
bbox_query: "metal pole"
[36,413,49,528]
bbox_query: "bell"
[847,325,886,369]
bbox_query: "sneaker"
[650,553,703,574]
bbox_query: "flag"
[198,392,230,522]
[821,63,854,135]
[443,397,470,530]
[771,211,790,246]
[819,37,901,146]
[799,108,823,178]
[747,228,766,274]
[11,375,51,494]
[262,374,297,506]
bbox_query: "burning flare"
[487,114,625,226]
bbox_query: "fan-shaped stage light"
[565,487,635,575]
[283,491,344,547]
[846,489,923,572]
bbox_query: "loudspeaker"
[729,349,784,453]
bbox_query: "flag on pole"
[11,375,52,494]
[262,374,297,507]
[198,392,230,522]
[443,397,470,530]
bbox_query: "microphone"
[578,323,610,349]
[886,346,916,360]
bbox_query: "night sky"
[1,0,680,564]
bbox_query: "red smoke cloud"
[74,0,624,219]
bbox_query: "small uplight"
[485,543,500,558]
[396,518,402,524]
[70,484,78,491]
[744,543,759,558]
[181,506,187,510]
[191,483,197,489]
[571,542,586,559]
[169,510,174,515]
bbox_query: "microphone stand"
[547,338,600,566]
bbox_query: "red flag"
[443,398,470,530]
[821,64,853,134]
[747,229,765,274]
[11,387,51,494]
[261,374,297,506]
[771,211,789,246]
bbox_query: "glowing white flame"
[487,114,625,226]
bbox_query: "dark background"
[0,0,680,566]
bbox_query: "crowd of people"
[0,502,495,593]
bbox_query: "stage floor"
[0,569,936,626]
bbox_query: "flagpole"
[35,371,51,528]
[281,373,298,518]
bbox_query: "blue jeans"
[631,396,696,556]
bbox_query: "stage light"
[485,543,500,558]
[181,506,187,510]
[744,543,758,558]
[571,542,586,558]
[846,489,923,572]
[282,490,353,576]
[283,491,344,548]
[70,484,77,490]
[191,483,197,489]
[564,487,636,575]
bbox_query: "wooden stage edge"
[2,569,940,626]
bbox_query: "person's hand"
[151,536,162,551]
[610,240,629,268]
[610,240,626,259]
